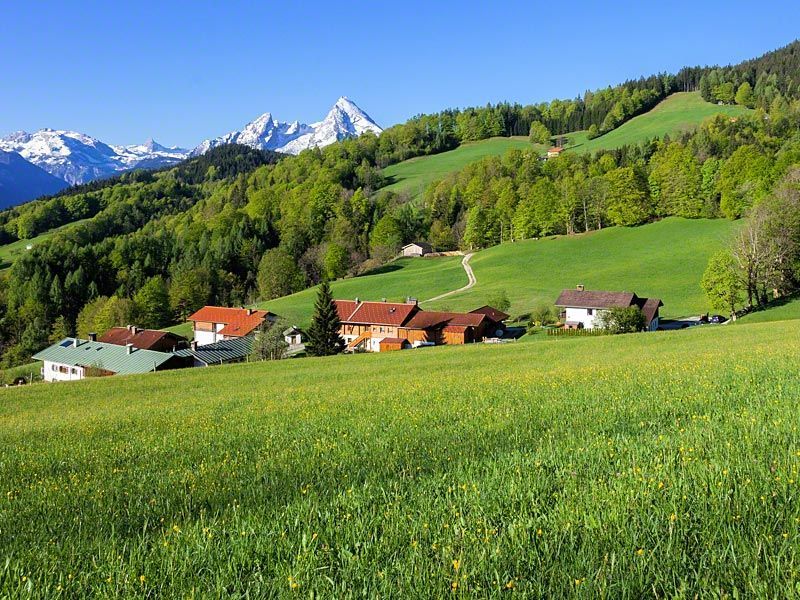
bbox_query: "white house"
[283,326,303,346]
[187,306,274,346]
[401,242,433,257]
[32,337,184,382]
[555,286,663,331]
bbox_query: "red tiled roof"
[99,327,186,350]
[187,306,271,338]
[404,311,485,330]
[548,147,564,153]
[555,290,637,309]
[334,300,359,321]
[344,301,419,326]
[379,337,408,345]
[470,305,510,323]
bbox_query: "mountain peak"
[192,97,382,157]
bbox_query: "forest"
[0,41,799,367]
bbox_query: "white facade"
[564,306,606,329]
[194,323,225,346]
[402,243,430,257]
[42,360,84,382]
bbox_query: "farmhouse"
[547,146,564,158]
[555,286,663,331]
[334,299,508,352]
[32,337,187,382]
[401,242,433,257]
[99,326,188,352]
[187,306,276,346]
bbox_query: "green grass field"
[0,219,89,269]
[738,297,800,324]
[562,92,751,155]
[2,319,799,596]
[427,218,739,319]
[381,137,541,201]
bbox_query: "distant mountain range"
[0,97,382,206]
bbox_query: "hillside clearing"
[562,92,751,154]
[2,320,799,596]
[381,137,541,201]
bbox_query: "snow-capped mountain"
[0,130,189,186]
[192,97,382,156]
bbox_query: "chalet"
[187,306,276,346]
[173,337,253,367]
[334,299,508,352]
[401,242,433,257]
[555,286,663,331]
[546,146,564,159]
[283,326,303,346]
[32,337,187,382]
[99,326,188,352]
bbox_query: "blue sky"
[1,1,797,147]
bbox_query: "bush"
[597,306,646,333]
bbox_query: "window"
[587,309,594,316]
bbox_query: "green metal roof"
[32,338,179,375]
[174,336,253,365]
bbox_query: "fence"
[545,327,608,337]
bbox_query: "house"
[173,337,254,367]
[401,242,433,257]
[547,146,564,159]
[32,337,187,382]
[186,306,276,346]
[99,326,188,352]
[554,285,663,331]
[283,326,303,346]
[334,298,508,352]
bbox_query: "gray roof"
[32,338,179,375]
[174,336,253,365]
[555,289,637,309]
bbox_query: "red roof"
[379,337,408,345]
[187,306,271,338]
[548,146,564,153]
[344,301,419,326]
[334,300,359,321]
[470,305,510,323]
[99,327,186,350]
[404,311,485,330]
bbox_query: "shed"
[401,242,433,257]
[378,337,411,352]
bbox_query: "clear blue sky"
[1,1,797,148]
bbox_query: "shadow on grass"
[357,263,404,277]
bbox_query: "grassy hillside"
[427,218,738,319]
[738,297,800,324]
[381,137,541,201]
[3,319,799,595]
[562,92,751,154]
[0,219,89,269]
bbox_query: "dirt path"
[422,253,476,304]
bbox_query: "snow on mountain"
[0,130,189,186]
[192,97,382,156]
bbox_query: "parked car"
[709,314,727,324]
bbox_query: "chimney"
[88,332,97,342]
[381,298,387,302]
[127,324,134,333]
[72,338,79,348]
[126,343,134,355]
[576,284,585,292]
[247,308,254,316]
[354,297,359,304]
[190,341,198,351]
[407,297,418,306]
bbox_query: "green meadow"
[0,219,89,269]
[2,319,799,596]
[381,137,541,201]
[428,217,739,319]
[563,92,751,155]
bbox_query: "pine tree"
[305,280,344,357]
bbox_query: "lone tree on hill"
[305,280,345,357]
